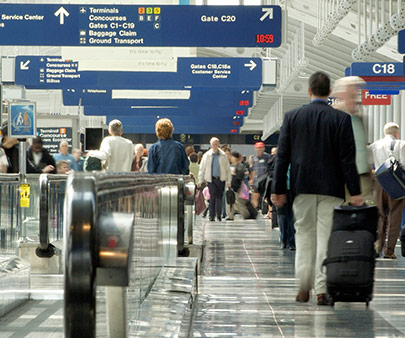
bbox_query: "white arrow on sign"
[54,7,69,25]
[244,60,257,71]
[260,8,274,21]
[20,60,30,70]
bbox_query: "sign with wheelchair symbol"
[20,184,30,208]
[9,102,36,138]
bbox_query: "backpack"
[84,156,102,172]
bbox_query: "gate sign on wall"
[37,127,73,154]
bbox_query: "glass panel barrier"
[0,175,20,254]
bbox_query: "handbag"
[226,189,235,205]
[375,140,405,200]
[195,188,206,215]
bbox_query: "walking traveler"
[370,122,405,259]
[147,118,189,174]
[271,71,363,305]
[333,76,373,202]
[90,119,134,172]
[198,137,231,222]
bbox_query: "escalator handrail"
[37,174,68,257]
[64,172,192,338]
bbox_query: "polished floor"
[190,215,405,338]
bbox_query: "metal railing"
[37,174,68,257]
[0,174,68,257]
[0,174,20,253]
[63,172,194,338]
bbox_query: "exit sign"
[361,90,391,105]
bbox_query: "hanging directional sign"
[351,62,403,77]
[84,105,248,117]
[123,124,240,134]
[16,56,262,89]
[0,4,281,47]
[111,116,242,134]
[349,62,405,90]
[62,88,253,107]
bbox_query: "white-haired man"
[198,137,231,222]
[53,140,78,171]
[90,119,134,172]
[370,122,405,259]
[333,76,373,202]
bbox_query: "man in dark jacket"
[27,136,56,174]
[271,71,363,306]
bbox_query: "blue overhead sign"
[0,5,281,47]
[110,116,242,134]
[351,62,403,77]
[62,88,253,107]
[84,105,248,117]
[16,56,262,89]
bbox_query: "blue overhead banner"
[62,88,253,107]
[84,105,248,117]
[0,5,281,47]
[110,115,242,134]
[16,56,262,89]
[351,62,403,77]
[350,62,405,90]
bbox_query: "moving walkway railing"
[63,172,194,338]
[37,174,68,257]
[0,174,20,253]
[0,174,68,256]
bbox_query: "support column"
[379,105,385,139]
[387,99,394,123]
[393,93,401,126]
[367,106,374,144]
[373,105,379,142]
[401,91,405,138]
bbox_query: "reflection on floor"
[191,215,405,338]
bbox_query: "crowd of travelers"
[0,71,404,307]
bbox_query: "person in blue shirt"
[147,118,189,175]
[53,140,78,171]
[72,148,84,172]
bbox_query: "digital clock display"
[256,34,274,44]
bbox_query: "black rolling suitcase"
[323,205,378,307]
[245,200,258,219]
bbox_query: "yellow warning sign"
[20,184,30,208]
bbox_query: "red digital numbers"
[256,34,274,43]
[236,110,245,115]
[233,121,240,126]
[239,100,249,106]
[230,129,238,133]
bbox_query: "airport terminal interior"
[0,0,404,337]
